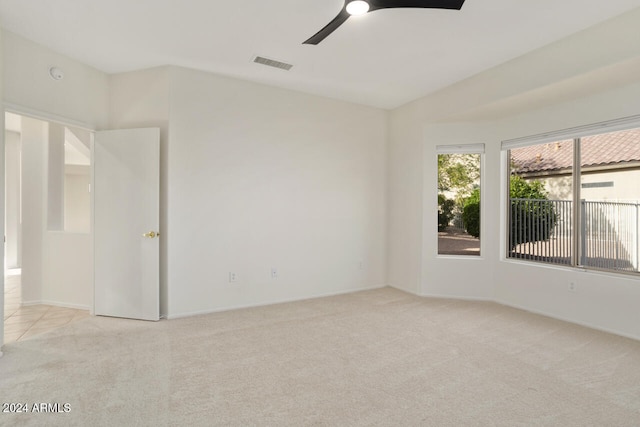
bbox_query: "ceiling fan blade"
[303,0,465,45]
[303,8,351,45]
[368,0,466,12]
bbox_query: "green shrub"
[509,175,556,248]
[462,189,480,238]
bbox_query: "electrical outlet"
[568,281,577,292]
[229,272,237,283]
[271,268,278,279]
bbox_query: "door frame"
[1,104,96,353]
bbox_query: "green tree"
[509,174,548,199]
[438,154,480,196]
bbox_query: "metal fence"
[452,212,464,229]
[581,201,639,272]
[509,198,572,265]
[508,199,639,273]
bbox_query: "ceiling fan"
[303,0,466,45]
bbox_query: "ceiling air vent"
[253,56,293,71]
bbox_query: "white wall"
[3,5,640,344]
[6,117,93,309]
[20,116,47,304]
[43,232,91,309]
[4,130,21,268]
[108,66,170,316]
[387,110,424,294]
[1,32,108,314]
[64,167,91,233]
[491,82,640,338]
[5,31,388,321]
[2,30,109,129]
[166,66,387,317]
[422,123,499,300]
[419,84,640,336]
[47,122,65,230]
[388,7,640,339]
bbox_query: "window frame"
[502,115,640,276]
[436,143,485,258]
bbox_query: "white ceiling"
[1,0,639,109]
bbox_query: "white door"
[94,128,160,321]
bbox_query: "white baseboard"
[495,299,640,342]
[167,284,386,320]
[394,287,640,342]
[387,283,420,295]
[22,300,90,311]
[420,292,494,302]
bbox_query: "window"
[437,144,484,256]
[505,122,640,274]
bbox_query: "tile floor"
[3,269,89,343]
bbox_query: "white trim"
[21,300,91,311]
[436,143,485,154]
[388,283,419,295]
[435,255,485,261]
[4,102,95,132]
[501,257,640,280]
[420,293,493,302]
[1,106,5,353]
[495,299,640,342]
[499,150,509,261]
[501,114,640,150]
[90,135,96,317]
[435,147,485,258]
[399,286,639,341]
[166,284,386,319]
[501,115,640,276]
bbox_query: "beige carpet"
[1,287,640,426]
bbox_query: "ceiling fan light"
[346,0,370,16]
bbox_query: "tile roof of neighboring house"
[511,128,640,174]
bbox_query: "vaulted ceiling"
[1,0,639,109]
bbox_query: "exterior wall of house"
[535,169,640,202]
[582,169,640,202]
[538,175,573,200]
